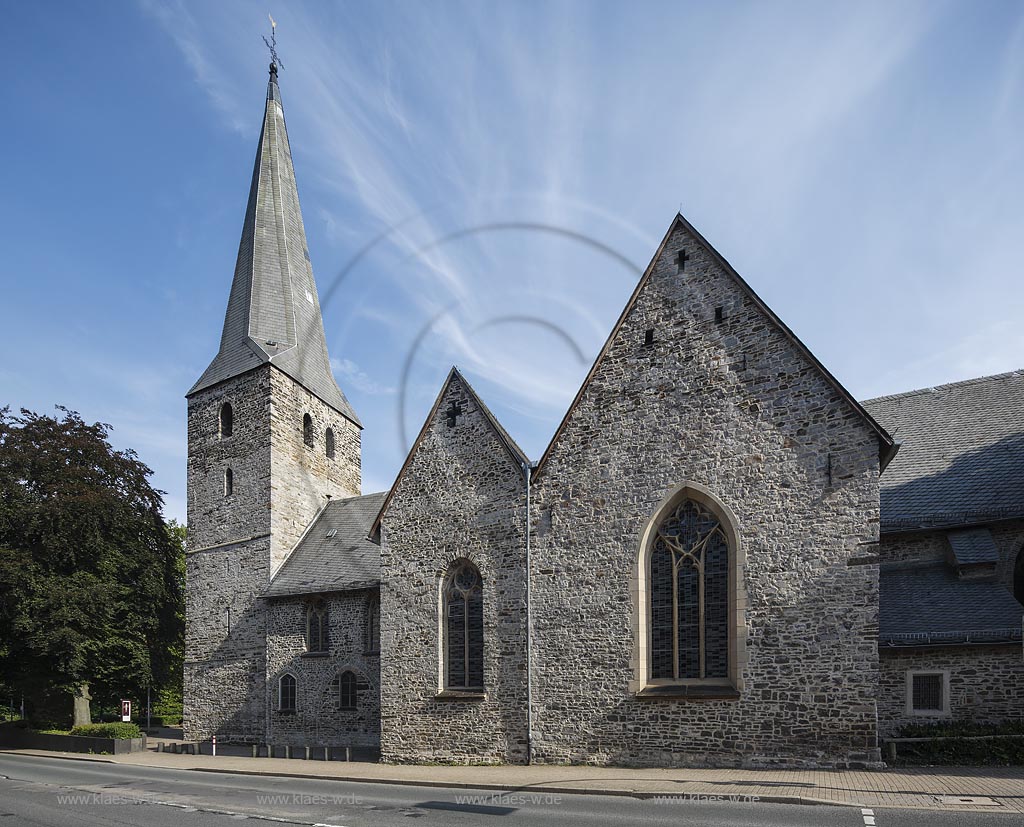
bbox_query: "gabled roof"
[370,367,529,535]
[265,491,386,598]
[187,64,359,426]
[532,213,896,478]
[880,561,1023,647]
[862,369,1024,532]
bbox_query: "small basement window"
[906,670,949,715]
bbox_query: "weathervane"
[263,14,284,72]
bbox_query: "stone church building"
[183,65,1023,767]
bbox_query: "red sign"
[120,699,131,722]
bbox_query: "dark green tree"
[0,406,184,727]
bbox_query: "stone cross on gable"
[445,401,463,428]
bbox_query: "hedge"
[69,723,142,739]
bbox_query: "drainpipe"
[522,460,536,765]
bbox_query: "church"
[183,63,1024,768]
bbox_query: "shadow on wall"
[882,433,1024,531]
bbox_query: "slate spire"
[188,63,359,426]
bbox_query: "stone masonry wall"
[529,219,883,768]
[879,520,1024,592]
[269,367,361,573]
[185,369,274,739]
[379,374,529,764]
[879,646,1024,737]
[266,590,381,748]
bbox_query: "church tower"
[183,63,361,740]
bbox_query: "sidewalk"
[5,744,1023,814]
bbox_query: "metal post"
[212,735,217,757]
[251,744,258,758]
[285,745,291,759]
[146,686,151,731]
[304,746,310,760]
[323,745,329,761]
[345,746,351,762]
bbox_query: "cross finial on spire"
[263,14,284,74]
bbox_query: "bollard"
[304,746,310,760]
[345,746,351,762]
[285,745,292,759]
[267,744,273,758]
[251,744,258,758]
[212,735,217,757]
[323,745,329,761]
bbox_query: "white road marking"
[862,807,876,827]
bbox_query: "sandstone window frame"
[219,402,233,438]
[278,673,297,713]
[905,669,950,717]
[306,599,329,653]
[440,558,485,694]
[630,481,746,699]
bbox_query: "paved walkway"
[5,744,1023,814]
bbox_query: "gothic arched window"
[649,497,731,681]
[278,673,296,712]
[366,593,380,653]
[443,560,484,690]
[325,427,336,459]
[224,468,233,497]
[303,413,314,448]
[219,402,233,438]
[306,599,329,653]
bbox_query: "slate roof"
[265,492,386,598]
[862,370,1024,532]
[187,65,359,426]
[879,562,1023,646]
[946,528,1000,566]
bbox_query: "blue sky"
[2,1,1022,524]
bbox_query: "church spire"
[188,63,359,426]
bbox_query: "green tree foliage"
[0,406,184,727]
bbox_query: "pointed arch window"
[325,427,336,459]
[219,402,233,438]
[278,673,296,712]
[332,670,358,710]
[443,560,484,690]
[224,468,234,497]
[306,599,329,653]
[649,498,729,680]
[303,413,314,448]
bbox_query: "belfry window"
[303,414,314,448]
[325,427,336,459]
[306,599,329,653]
[278,674,296,712]
[443,559,484,690]
[649,498,729,681]
[219,402,233,438]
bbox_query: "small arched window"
[1014,546,1024,605]
[303,413,314,448]
[219,402,233,438]
[336,671,357,710]
[224,468,233,497]
[443,559,484,690]
[325,427,336,459]
[649,497,730,681]
[306,599,329,652]
[366,594,380,652]
[278,673,296,712]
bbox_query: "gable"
[533,213,895,479]
[371,368,529,534]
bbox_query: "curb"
[186,766,860,807]
[0,750,118,765]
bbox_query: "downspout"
[522,460,535,765]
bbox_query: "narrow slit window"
[303,413,314,448]
[224,468,233,497]
[325,427,336,459]
[219,402,233,438]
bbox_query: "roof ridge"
[862,368,1024,405]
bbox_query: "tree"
[0,406,184,727]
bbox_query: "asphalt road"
[0,753,1016,827]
